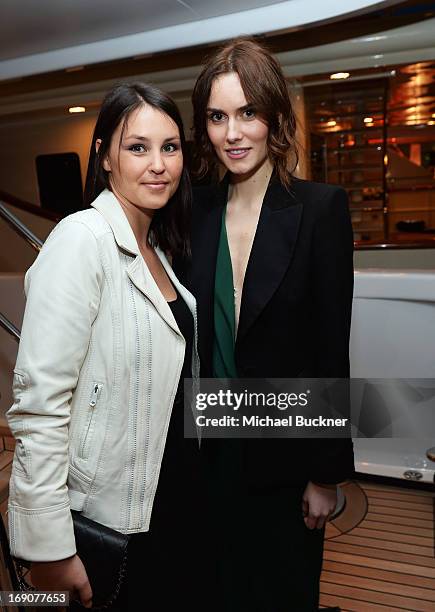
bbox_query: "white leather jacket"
[7,189,200,562]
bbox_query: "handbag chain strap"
[94,547,128,610]
[15,560,36,592]
[14,551,128,610]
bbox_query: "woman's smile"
[225,147,252,159]
[141,181,169,191]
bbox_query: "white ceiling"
[2,15,434,122]
[0,0,402,80]
[0,0,277,60]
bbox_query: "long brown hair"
[192,38,298,188]
[84,82,191,258]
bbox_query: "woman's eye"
[162,143,178,153]
[129,144,146,153]
[243,108,256,119]
[209,112,225,123]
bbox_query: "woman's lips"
[142,182,168,191]
[225,148,251,160]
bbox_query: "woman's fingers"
[302,481,337,529]
[77,578,93,609]
[304,510,329,530]
[315,515,327,530]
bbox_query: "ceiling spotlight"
[362,35,387,42]
[326,120,337,127]
[364,117,373,124]
[66,66,85,73]
[330,72,350,80]
[69,106,86,113]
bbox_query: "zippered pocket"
[10,420,32,481]
[79,382,103,459]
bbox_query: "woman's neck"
[111,184,154,253]
[228,158,273,210]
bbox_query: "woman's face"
[101,103,183,213]
[206,72,269,178]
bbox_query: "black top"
[148,289,201,532]
[168,292,194,393]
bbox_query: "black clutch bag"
[14,511,130,610]
[71,510,130,609]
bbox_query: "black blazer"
[179,174,355,486]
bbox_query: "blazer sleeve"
[308,186,355,484]
[6,219,102,561]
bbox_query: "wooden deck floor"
[321,480,435,611]
[0,434,433,611]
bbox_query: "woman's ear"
[95,139,111,172]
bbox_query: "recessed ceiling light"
[330,72,350,80]
[362,35,387,42]
[66,66,85,73]
[69,106,86,113]
[364,117,373,124]
[326,120,337,127]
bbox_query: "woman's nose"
[226,118,243,143]
[149,151,165,173]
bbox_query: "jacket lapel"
[236,177,303,342]
[91,189,181,337]
[190,181,227,371]
[126,256,181,337]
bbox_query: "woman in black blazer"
[183,39,354,612]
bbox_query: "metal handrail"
[0,201,43,252]
[0,201,38,343]
[0,312,20,342]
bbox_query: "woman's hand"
[302,481,337,530]
[30,554,92,608]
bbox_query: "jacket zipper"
[127,278,140,529]
[137,303,152,526]
[191,300,201,448]
[80,383,103,458]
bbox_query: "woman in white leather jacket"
[7,82,200,610]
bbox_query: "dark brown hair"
[84,81,191,258]
[192,38,298,188]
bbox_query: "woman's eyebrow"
[124,134,180,142]
[206,104,252,113]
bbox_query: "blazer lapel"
[237,177,303,342]
[190,180,227,371]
